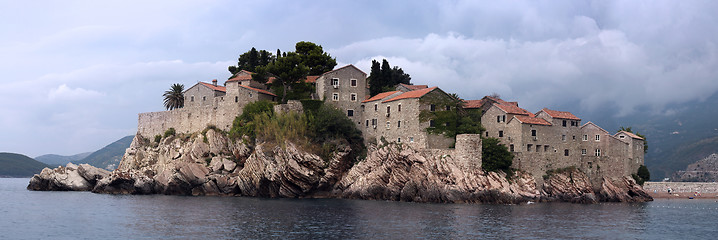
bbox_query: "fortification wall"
[421,134,481,172]
[137,103,243,138]
[644,182,718,193]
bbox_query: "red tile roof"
[199,82,226,92]
[239,85,276,97]
[398,83,428,91]
[616,131,644,140]
[463,99,484,109]
[514,115,552,126]
[494,103,532,116]
[541,108,581,120]
[362,91,400,103]
[383,87,438,103]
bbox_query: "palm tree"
[163,83,185,110]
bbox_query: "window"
[374,104,378,111]
[387,106,390,114]
[386,121,390,129]
[619,135,625,139]
[202,96,206,101]
[430,104,436,112]
[249,93,252,98]
[372,119,377,127]
[347,109,354,117]
[410,137,414,143]
[536,145,541,152]
[509,144,514,152]
[398,104,401,112]
[544,145,549,152]
[497,116,501,123]
[366,120,369,127]
[331,78,339,87]
[350,79,357,87]
[486,132,489,137]
[531,130,537,136]
[332,93,339,101]
[350,93,357,101]
[397,138,401,143]
[234,96,238,103]
[595,135,600,141]
[191,96,195,102]
[595,149,601,156]
[446,106,451,111]
[564,149,569,156]
[397,121,401,128]
[502,115,506,122]
[527,144,533,151]
[581,149,587,155]
[429,120,435,127]
[562,135,566,141]
[562,120,567,127]
[498,131,504,137]
[583,135,588,141]
[572,136,576,140]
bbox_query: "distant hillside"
[35,152,92,167]
[79,135,133,170]
[0,152,49,177]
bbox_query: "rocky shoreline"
[28,130,652,204]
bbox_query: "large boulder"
[27,163,109,191]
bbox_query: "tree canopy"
[162,83,184,110]
[481,137,514,174]
[419,92,485,139]
[367,59,411,96]
[228,47,275,77]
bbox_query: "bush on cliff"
[229,101,276,140]
[306,104,366,162]
[482,137,513,174]
[632,165,650,185]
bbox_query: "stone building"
[467,96,645,184]
[315,65,369,126]
[361,86,455,149]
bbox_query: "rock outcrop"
[29,131,652,203]
[672,153,718,182]
[27,163,110,191]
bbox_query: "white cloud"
[47,84,104,101]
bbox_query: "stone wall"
[644,182,718,193]
[274,100,304,114]
[421,134,482,172]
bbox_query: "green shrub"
[154,135,162,143]
[633,165,650,185]
[163,128,176,138]
[229,100,276,140]
[300,99,323,113]
[481,137,513,174]
[307,104,365,162]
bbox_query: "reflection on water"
[1,178,716,239]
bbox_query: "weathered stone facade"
[315,65,369,127]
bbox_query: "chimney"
[212,79,217,86]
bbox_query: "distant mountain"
[79,135,134,170]
[35,152,92,167]
[0,152,49,177]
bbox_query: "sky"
[1,0,717,157]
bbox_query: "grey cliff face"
[28,131,652,203]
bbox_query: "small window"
[234,96,238,103]
[332,93,339,101]
[398,104,401,112]
[572,136,576,140]
[510,144,514,152]
[498,131,504,137]
[374,104,378,111]
[350,79,357,87]
[429,120,435,127]
[350,93,357,101]
[595,149,601,156]
[249,93,252,98]
[583,135,588,141]
[564,149,569,156]
[430,104,436,112]
[497,116,501,123]
[347,109,354,117]
[410,137,414,143]
[386,121,390,129]
[486,132,489,137]
[544,145,549,152]
[536,145,541,152]
[202,96,206,101]
[562,120,567,127]
[372,119,377,126]
[446,106,450,111]
[527,144,533,151]
[502,115,506,122]
[595,135,600,141]
[397,121,401,128]
[387,106,390,114]
[397,138,401,143]
[366,120,369,127]
[531,130,536,136]
[581,149,587,155]
[191,96,195,102]
[619,135,625,139]
[332,78,339,86]
[562,135,566,141]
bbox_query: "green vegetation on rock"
[632,165,650,185]
[419,92,485,140]
[481,137,513,174]
[0,152,48,177]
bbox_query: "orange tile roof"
[362,91,400,103]
[616,131,644,140]
[398,83,428,91]
[463,99,484,109]
[199,82,226,92]
[540,108,581,120]
[383,87,438,103]
[494,103,532,116]
[514,115,552,126]
[239,85,276,97]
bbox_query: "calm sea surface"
[1,178,716,239]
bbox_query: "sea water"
[1,178,716,239]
